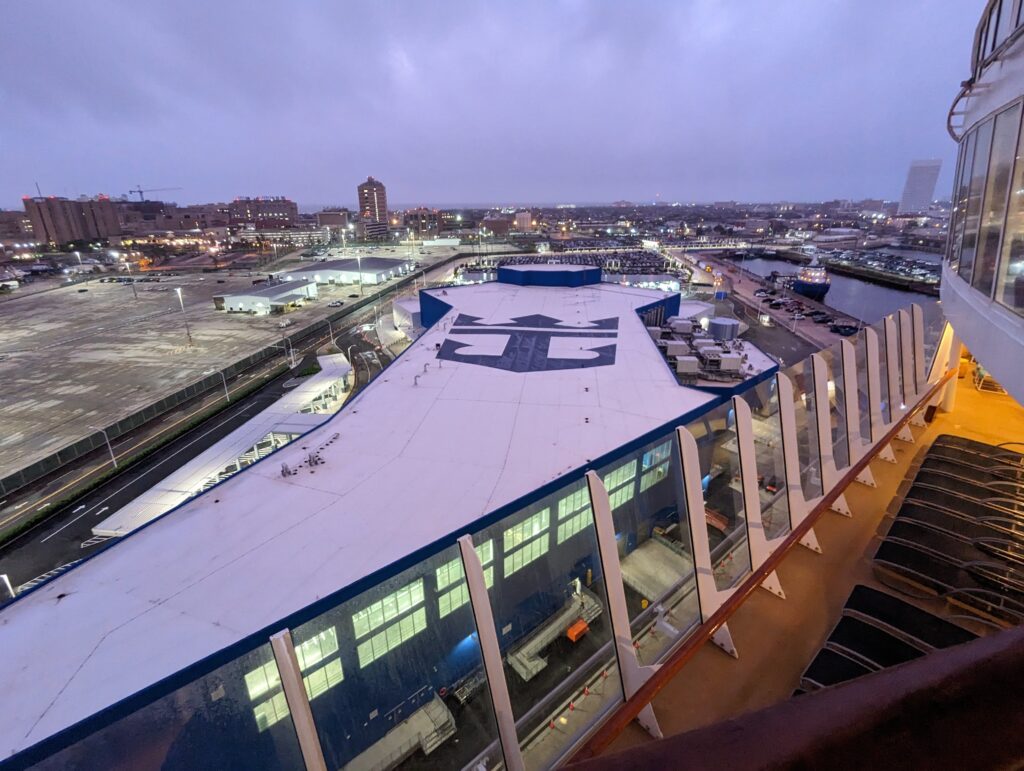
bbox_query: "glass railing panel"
[470,480,622,769]
[292,543,502,770]
[686,401,751,590]
[781,358,823,501]
[855,330,873,445]
[870,319,893,424]
[816,344,850,471]
[31,644,304,770]
[595,431,700,665]
[745,376,791,540]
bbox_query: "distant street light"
[87,424,118,469]
[326,318,335,346]
[204,368,230,402]
[174,287,194,347]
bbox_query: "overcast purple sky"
[1,1,979,209]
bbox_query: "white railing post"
[269,630,328,771]
[458,535,526,771]
[775,373,821,553]
[676,426,738,657]
[731,396,785,598]
[883,314,902,423]
[585,471,663,739]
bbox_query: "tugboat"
[791,257,831,301]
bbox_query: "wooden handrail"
[571,367,957,762]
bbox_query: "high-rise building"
[228,197,298,229]
[357,176,388,226]
[514,211,533,232]
[898,159,942,214]
[22,195,122,246]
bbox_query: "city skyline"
[1,1,976,209]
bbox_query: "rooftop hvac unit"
[675,355,700,374]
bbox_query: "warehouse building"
[214,279,318,315]
[275,256,413,286]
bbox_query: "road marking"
[93,506,109,517]
[72,505,86,513]
[36,503,51,511]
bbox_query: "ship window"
[958,118,996,284]
[996,101,1024,316]
[948,136,972,266]
[951,130,979,271]
[972,102,1021,296]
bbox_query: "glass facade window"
[972,103,1022,295]
[997,100,1024,315]
[436,541,494,591]
[31,644,305,770]
[958,117,996,284]
[470,477,622,768]
[351,578,425,639]
[293,544,503,771]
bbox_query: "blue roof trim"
[497,265,602,287]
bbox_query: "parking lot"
[0,246,464,481]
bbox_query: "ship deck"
[603,371,1024,754]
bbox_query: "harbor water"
[738,255,942,327]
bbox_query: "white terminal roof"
[0,280,715,759]
[91,354,353,538]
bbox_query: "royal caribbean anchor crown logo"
[437,313,618,372]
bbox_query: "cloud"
[0,0,977,207]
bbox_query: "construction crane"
[128,185,182,202]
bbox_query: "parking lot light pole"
[356,254,363,296]
[326,318,335,346]
[174,287,194,347]
[87,425,118,468]
[204,368,230,402]
[125,261,139,300]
